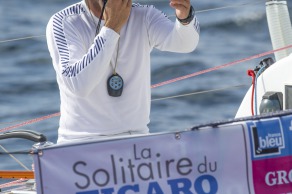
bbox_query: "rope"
[168,0,266,17]
[247,70,256,116]
[0,0,265,44]
[0,86,248,133]
[152,84,248,102]
[151,44,292,89]
[0,179,27,189]
[0,145,30,170]
[0,112,60,133]
[0,150,32,155]
[0,35,45,44]
[254,65,268,115]
[0,45,291,133]
[192,110,292,130]
[196,0,265,14]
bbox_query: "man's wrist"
[177,6,195,25]
[105,20,122,34]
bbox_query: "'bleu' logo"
[250,119,285,158]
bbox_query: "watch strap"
[177,6,195,24]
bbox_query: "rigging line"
[167,0,265,17]
[0,179,27,189]
[7,185,27,191]
[0,119,39,127]
[0,35,46,44]
[0,86,249,131]
[196,0,265,14]
[1,185,27,192]
[152,84,249,102]
[0,113,60,126]
[192,110,292,130]
[0,144,30,171]
[0,45,291,133]
[151,44,292,89]
[0,0,264,44]
[0,112,60,134]
[0,151,32,155]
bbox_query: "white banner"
[34,124,251,194]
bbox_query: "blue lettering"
[168,178,192,194]
[76,188,113,194]
[76,175,219,194]
[76,190,99,194]
[147,182,164,194]
[101,188,114,194]
[194,175,218,194]
[118,185,139,194]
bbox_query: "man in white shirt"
[46,0,200,143]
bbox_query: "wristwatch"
[177,6,195,25]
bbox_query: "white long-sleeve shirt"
[46,0,200,143]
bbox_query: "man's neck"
[86,0,102,19]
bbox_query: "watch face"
[109,75,123,90]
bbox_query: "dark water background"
[0,0,291,173]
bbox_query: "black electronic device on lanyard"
[107,73,124,97]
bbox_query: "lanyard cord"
[96,1,107,35]
[87,0,120,75]
[112,39,120,75]
[86,0,107,35]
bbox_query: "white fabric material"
[46,1,200,143]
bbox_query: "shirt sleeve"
[146,6,200,53]
[46,15,120,97]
